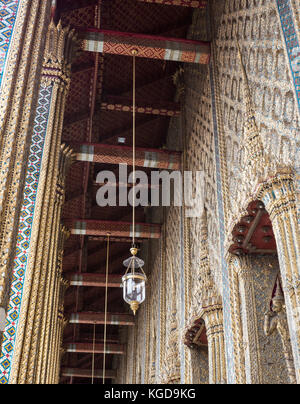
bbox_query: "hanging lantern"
[122,247,147,315]
[121,52,147,315]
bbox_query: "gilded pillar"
[53,280,69,384]
[37,146,73,384]
[40,227,70,385]
[185,209,227,384]
[227,257,246,384]
[231,255,262,384]
[0,20,76,384]
[257,174,300,383]
[202,307,226,384]
[0,0,52,343]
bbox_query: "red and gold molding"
[229,200,277,256]
[184,318,208,349]
[76,143,181,170]
[66,343,125,355]
[66,273,122,287]
[137,0,208,8]
[80,29,210,64]
[61,368,116,379]
[69,312,135,326]
[64,219,161,239]
[100,95,181,117]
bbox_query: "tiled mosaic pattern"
[0,85,52,384]
[276,0,300,225]
[277,0,300,114]
[0,0,19,91]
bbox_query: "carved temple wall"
[0,0,298,386]
[120,0,300,385]
[248,256,289,384]
[209,0,300,383]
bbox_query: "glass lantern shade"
[122,255,147,315]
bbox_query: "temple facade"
[0,0,299,384]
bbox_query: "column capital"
[256,171,297,222]
[226,253,253,280]
[42,20,77,87]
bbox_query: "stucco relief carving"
[264,278,297,384]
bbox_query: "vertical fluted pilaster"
[236,256,262,384]
[202,307,227,385]
[227,255,263,384]
[53,281,69,384]
[0,20,77,384]
[46,237,68,384]
[227,259,246,384]
[37,146,73,384]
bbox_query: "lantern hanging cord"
[92,322,96,385]
[103,234,110,384]
[132,53,136,247]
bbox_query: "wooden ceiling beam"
[88,236,145,243]
[66,342,125,354]
[66,273,122,287]
[74,142,181,169]
[61,368,116,379]
[137,0,208,8]
[100,96,181,116]
[63,98,180,127]
[69,312,135,325]
[79,28,210,64]
[64,219,161,239]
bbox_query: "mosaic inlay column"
[0,0,52,313]
[0,20,76,384]
[276,0,300,228]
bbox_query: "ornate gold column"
[53,280,69,384]
[201,306,226,384]
[257,174,300,383]
[227,256,246,384]
[40,229,70,385]
[47,229,70,385]
[230,255,262,384]
[185,209,227,384]
[159,218,167,383]
[0,0,52,339]
[36,145,73,384]
[0,20,77,384]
